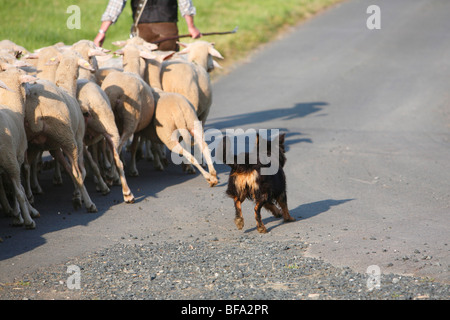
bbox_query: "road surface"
[0,0,449,287]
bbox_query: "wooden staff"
[151,26,238,44]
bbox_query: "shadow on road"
[206,101,328,130]
[243,198,354,233]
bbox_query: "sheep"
[68,40,135,203]
[135,48,218,186]
[95,37,157,86]
[0,39,29,55]
[0,67,40,228]
[24,50,98,212]
[71,40,109,82]
[100,43,155,177]
[161,40,224,126]
[76,78,135,203]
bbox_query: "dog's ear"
[279,133,286,146]
[221,136,234,166]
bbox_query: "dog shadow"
[244,199,354,233]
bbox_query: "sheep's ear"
[13,60,32,68]
[139,49,156,60]
[177,42,189,49]
[22,52,39,59]
[208,46,224,59]
[162,51,176,61]
[114,49,124,56]
[0,79,14,92]
[142,42,158,51]
[112,40,128,47]
[213,60,222,69]
[0,62,15,71]
[20,74,37,84]
[78,58,95,71]
[88,48,108,57]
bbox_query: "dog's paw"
[257,225,268,234]
[234,217,244,230]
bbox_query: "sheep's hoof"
[25,221,36,230]
[31,186,44,195]
[182,164,195,174]
[153,162,164,171]
[30,209,40,218]
[53,176,63,186]
[101,187,111,196]
[129,170,139,177]
[11,217,24,227]
[86,204,98,213]
[72,198,82,210]
[208,176,218,187]
[124,194,135,204]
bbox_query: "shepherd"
[93,0,202,51]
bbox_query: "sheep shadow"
[206,101,328,130]
[0,148,203,262]
[243,199,354,233]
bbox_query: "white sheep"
[0,67,40,228]
[25,50,98,212]
[137,48,218,186]
[100,43,155,177]
[161,40,224,126]
[69,40,135,203]
[77,78,135,203]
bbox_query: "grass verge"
[1,0,344,75]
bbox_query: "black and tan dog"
[223,133,295,233]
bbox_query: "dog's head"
[256,133,286,168]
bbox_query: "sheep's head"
[178,41,224,72]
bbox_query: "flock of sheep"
[0,37,225,229]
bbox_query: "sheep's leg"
[52,159,63,185]
[0,175,13,217]
[150,142,165,171]
[10,167,36,229]
[51,149,81,209]
[167,140,214,186]
[55,148,97,213]
[128,135,140,177]
[104,134,135,203]
[143,138,154,162]
[83,145,110,195]
[190,128,218,187]
[28,149,43,195]
[21,155,34,204]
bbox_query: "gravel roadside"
[0,234,448,300]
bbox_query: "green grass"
[1,0,342,70]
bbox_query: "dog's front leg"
[233,197,245,230]
[254,202,268,233]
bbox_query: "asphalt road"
[1,0,449,287]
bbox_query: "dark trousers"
[137,22,179,51]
